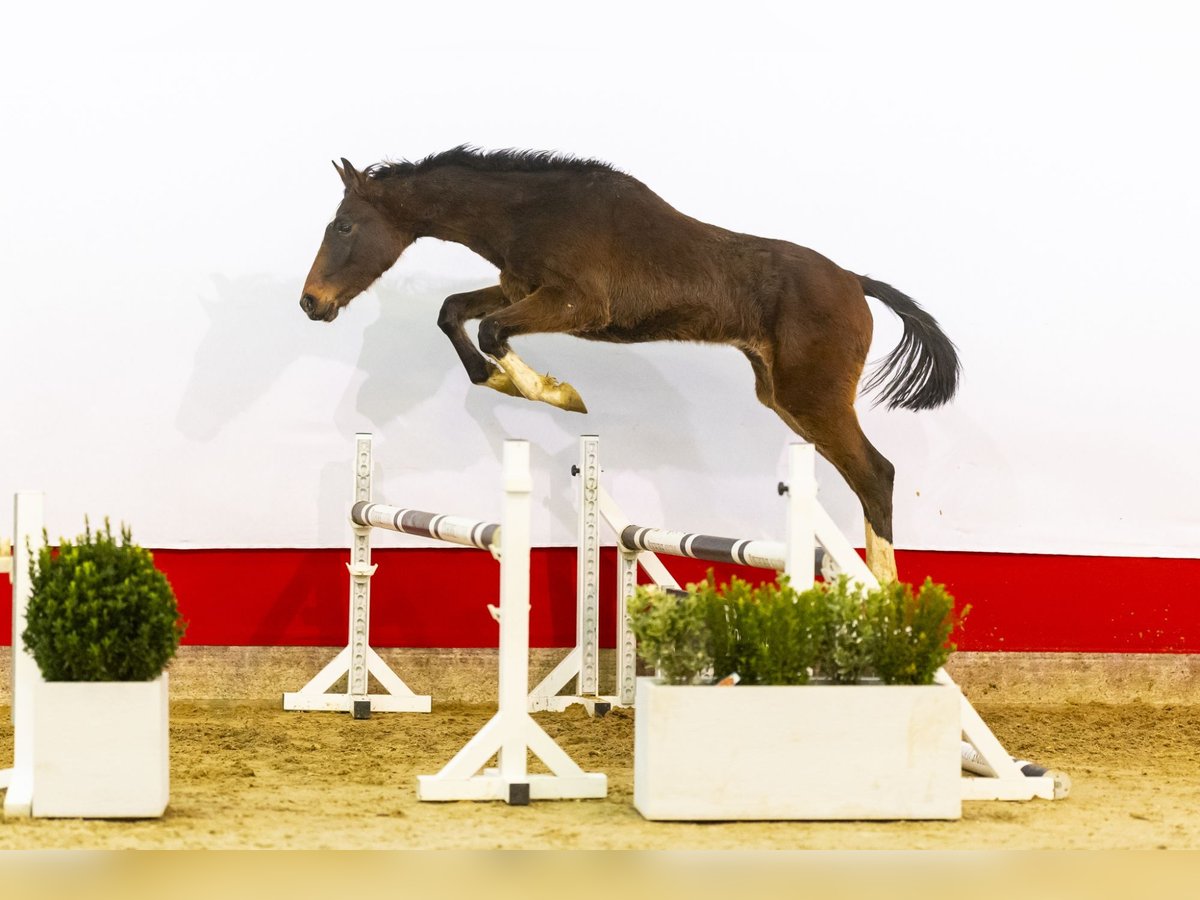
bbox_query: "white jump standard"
[283,434,432,717]
[417,440,607,804]
[284,433,606,803]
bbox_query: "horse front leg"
[476,287,596,413]
[436,285,521,397]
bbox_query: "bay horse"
[300,147,960,582]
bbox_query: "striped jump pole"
[617,526,787,571]
[350,503,498,552]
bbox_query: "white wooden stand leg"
[419,441,607,803]
[2,491,43,818]
[283,433,430,716]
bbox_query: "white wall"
[2,1,1197,556]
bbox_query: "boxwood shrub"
[630,572,966,686]
[22,519,186,681]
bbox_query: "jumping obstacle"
[530,435,1069,803]
[285,433,606,804]
[1,491,44,818]
[528,437,845,710]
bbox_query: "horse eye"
[336,222,353,235]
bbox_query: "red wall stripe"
[4,548,1197,653]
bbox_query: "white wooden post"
[2,491,43,818]
[496,440,531,786]
[784,443,817,590]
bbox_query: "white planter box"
[634,676,961,821]
[32,673,170,818]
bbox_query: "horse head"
[300,159,415,322]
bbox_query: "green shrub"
[627,586,711,684]
[699,576,766,684]
[22,519,187,681]
[628,572,966,687]
[812,576,873,684]
[744,579,815,686]
[865,579,967,685]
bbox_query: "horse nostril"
[300,294,317,314]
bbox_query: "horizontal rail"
[619,524,786,570]
[351,501,499,550]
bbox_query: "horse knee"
[437,296,465,334]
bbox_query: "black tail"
[858,275,961,411]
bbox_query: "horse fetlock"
[865,522,898,584]
[482,368,523,397]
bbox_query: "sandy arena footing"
[2,650,1198,849]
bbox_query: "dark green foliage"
[628,572,966,686]
[626,586,711,684]
[700,577,767,684]
[22,519,187,681]
[864,578,967,685]
[812,577,872,684]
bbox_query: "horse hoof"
[482,368,522,398]
[550,382,588,414]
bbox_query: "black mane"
[365,145,617,180]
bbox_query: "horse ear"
[334,157,365,194]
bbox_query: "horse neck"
[380,169,527,264]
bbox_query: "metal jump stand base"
[416,712,608,804]
[282,644,432,718]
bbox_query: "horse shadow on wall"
[354,279,789,467]
[175,271,789,518]
[354,278,794,544]
[176,273,485,443]
[175,274,347,441]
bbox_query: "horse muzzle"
[300,293,339,322]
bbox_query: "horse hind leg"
[760,356,899,583]
[477,287,593,413]
[796,409,898,583]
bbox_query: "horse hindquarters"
[754,279,900,582]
